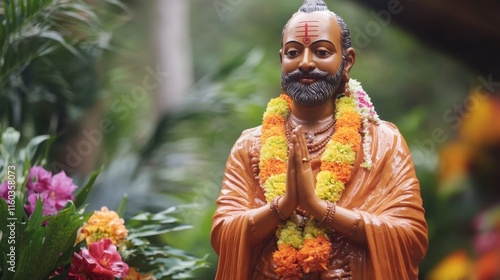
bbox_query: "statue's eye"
[286,50,299,58]
[315,50,331,57]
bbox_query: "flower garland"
[259,79,379,278]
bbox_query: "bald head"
[281,2,352,57]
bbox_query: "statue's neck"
[290,100,336,130]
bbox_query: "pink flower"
[356,91,378,119]
[69,238,129,279]
[0,180,9,201]
[27,166,52,193]
[25,166,77,216]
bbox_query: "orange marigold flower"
[259,159,286,183]
[337,111,362,129]
[263,115,286,129]
[77,207,128,245]
[262,115,286,141]
[280,94,293,109]
[125,267,156,280]
[297,235,332,274]
[321,162,354,184]
[332,127,361,151]
[273,244,303,280]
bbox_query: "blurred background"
[1,0,499,279]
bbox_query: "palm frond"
[0,0,96,87]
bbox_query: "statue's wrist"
[303,196,325,218]
[279,195,295,218]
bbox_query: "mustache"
[285,69,329,80]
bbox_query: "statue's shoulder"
[370,120,410,151]
[231,126,262,151]
[241,125,262,139]
[373,120,403,138]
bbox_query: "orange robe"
[211,121,428,279]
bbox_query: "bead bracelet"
[270,196,287,222]
[317,201,336,227]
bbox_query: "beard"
[281,61,345,107]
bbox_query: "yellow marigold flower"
[125,267,156,280]
[303,218,327,239]
[336,96,356,114]
[260,136,287,162]
[77,206,128,245]
[278,221,304,249]
[263,97,290,119]
[316,171,345,202]
[263,174,286,202]
[321,141,356,165]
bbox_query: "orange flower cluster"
[273,244,303,280]
[77,206,128,245]
[298,235,332,273]
[320,161,354,183]
[125,267,157,280]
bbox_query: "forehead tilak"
[294,20,320,44]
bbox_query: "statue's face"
[280,11,345,106]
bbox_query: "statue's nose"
[298,49,316,72]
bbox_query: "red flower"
[69,238,128,279]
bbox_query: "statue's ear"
[343,47,356,80]
[336,47,356,95]
[279,49,283,64]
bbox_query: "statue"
[211,0,428,279]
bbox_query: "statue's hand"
[280,136,299,218]
[292,126,322,214]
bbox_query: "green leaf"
[1,127,20,158]
[127,224,193,240]
[24,134,50,163]
[117,193,128,217]
[74,166,102,209]
[38,30,83,60]
[12,201,87,280]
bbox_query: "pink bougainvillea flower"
[25,167,77,216]
[27,166,53,193]
[69,238,129,279]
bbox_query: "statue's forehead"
[283,12,341,45]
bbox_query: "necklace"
[287,116,336,144]
[285,118,335,155]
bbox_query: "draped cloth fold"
[211,121,428,280]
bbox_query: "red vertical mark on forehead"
[295,20,319,44]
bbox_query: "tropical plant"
[0,127,209,279]
[0,0,128,139]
